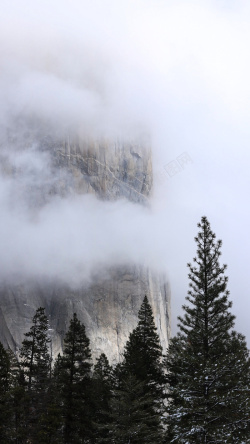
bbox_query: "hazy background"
[0,0,250,342]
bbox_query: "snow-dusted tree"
[165,217,250,443]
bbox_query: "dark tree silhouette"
[55,313,92,443]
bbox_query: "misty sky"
[0,0,250,343]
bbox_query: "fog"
[1,0,250,342]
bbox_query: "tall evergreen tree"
[20,307,51,391]
[123,295,165,400]
[8,354,29,443]
[35,355,62,444]
[120,296,165,440]
[108,373,163,444]
[55,313,92,443]
[165,216,250,443]
[19,307,51,441]
[91,353,113,443]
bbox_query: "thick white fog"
[1,0,250,342]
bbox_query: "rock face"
[53,138,153,204]
[0,134,171,363]
[0,268,170,365]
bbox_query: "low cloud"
[0,173,170,287]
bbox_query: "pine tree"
[165,216,250,443]
[35,383,62,444]
[120,296,165,441]
[55,313,92,443]
[123,295,165,400]
[34,353,62,444]
[19,307,51,440]
[0,345,29,443]
[8,356,29,443]
[108,373,163,444]
[91,353,113,443]
[20,307,51,391]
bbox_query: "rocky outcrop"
[0,134,170,363]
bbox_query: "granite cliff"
[0,133,170,363]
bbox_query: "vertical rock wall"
[0,135,171,363]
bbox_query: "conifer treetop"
[179,216,235,343]
[165,217,250,443]
[19,307,51,390]
[62,312,92,378]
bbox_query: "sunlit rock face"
[0,133,170,364]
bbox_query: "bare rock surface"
[52,137,153,204]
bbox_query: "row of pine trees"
[1,298,165,443]
[0,217,249,443]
